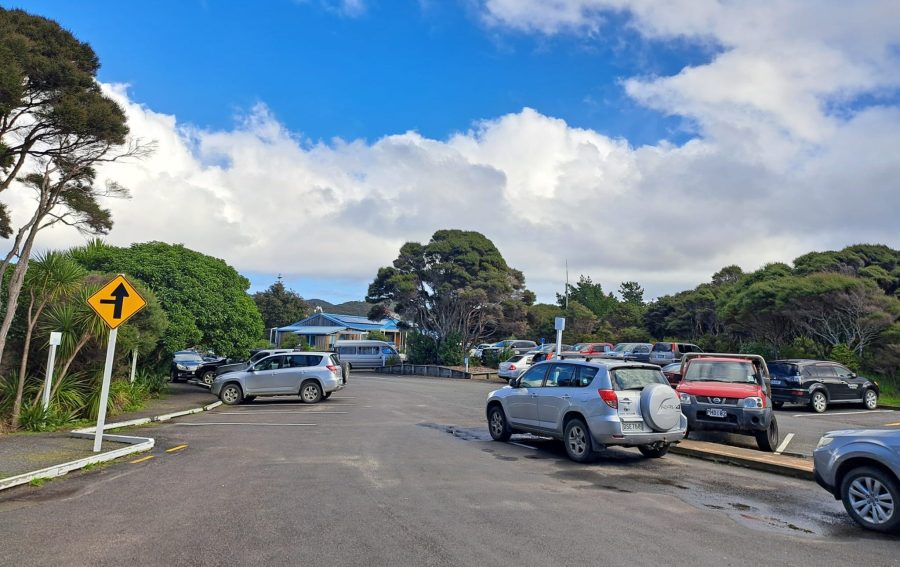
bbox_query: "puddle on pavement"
[417,423,491,441]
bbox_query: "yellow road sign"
[87,275,147,329]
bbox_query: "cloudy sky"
[6,0,900,303]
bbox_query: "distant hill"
[307,299,372,317]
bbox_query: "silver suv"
[211,352,345,405]
[486,360,686,462]
[813,429,900,533]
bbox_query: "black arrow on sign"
[99,283,129,319]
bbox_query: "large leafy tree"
[0,8,150,367]
[252,280,309,331]
[366,230,531,351]
[70,240,263,358]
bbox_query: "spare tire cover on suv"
[640,384,681,432]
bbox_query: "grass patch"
[81,461,112,472]
[28,477,51,487]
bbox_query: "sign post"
[554,317,565,360]
[42,331,62,410]
[87,275,147,453]
[130,348,138,383]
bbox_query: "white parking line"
[217,411,348,415]
[236,403,357,408]
[774,433,795,455]
[790,410,895,417]
[177,423,317,427]
[510,442,538,450]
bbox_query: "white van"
[334,340,404,368]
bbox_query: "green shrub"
[385,355,402,366]
[408,332,439,364]
[280,334,302,349]
[438,332,464,366]
[18,402,78,432]
[480,347,514,369]
[829,344,860,371]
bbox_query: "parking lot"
[0,373,896,566]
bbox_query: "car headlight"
[816,436,835,449]
[176,364,187,370]
[678,393,691,405]
[741,397,763,409]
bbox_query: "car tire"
[840,466,900,534]
[220,383,243,405]
[638,443,670,458]
[810,390,828,413]
[170,370,183,383]
[863,389,878,410]
[754,417,779,452]
[772,401,784,409]
[487,406,512,442]
[563,417,597,463]
[200,370,216,387]
[300,380,323,404]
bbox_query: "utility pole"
[565,259,569,310]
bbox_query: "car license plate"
[771,379,782,385]
[622,421,644,432]
[706,408,727,419]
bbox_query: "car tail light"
[598,389,618,409]
[509,364,516,370]
[326,364,337,373]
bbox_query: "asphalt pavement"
[0,373,896,566]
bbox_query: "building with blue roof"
[275,312,404,350]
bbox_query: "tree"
[0,9,151,367]
[252,281,308,332]
[618,281,645,305]
[557,275,617,319]
[712,265,744,286]
[9,251,85,428]
[70,241,263,358]
[366,230,531,353]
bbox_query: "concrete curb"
[0,400,222,492]
[671,440,814,480]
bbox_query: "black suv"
[767,359,879,413]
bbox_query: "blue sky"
[10,0,704,145]
[7,1,900,305]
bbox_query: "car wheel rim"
[849,477,894,525]
[813,394,826,412]
[223,388,237,403]
[302,386,318,402]
[490,412,504,436]
[568,425,586,456]
[865,391,877,409]
[203,373,213,385]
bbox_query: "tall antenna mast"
[565,259,569,310]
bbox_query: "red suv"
[675,353,779,452]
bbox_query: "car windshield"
[612,343,634,353]
[611,368,668,390]
[683,361,758,383]
[662,363,681,372]
[174,353,203,363]
[248,351,270,363]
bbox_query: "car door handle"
[530,394,538,398]
[561,394,571,399]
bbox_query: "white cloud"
[6,2,900,303]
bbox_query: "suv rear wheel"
[300,380,323,404]
[563,418,597,463]
[810,390,828,413]
[754,417,780,452]
[840,466,900,533]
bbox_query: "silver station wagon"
[212,352,345,405]
[486,360,687,462]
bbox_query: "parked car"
[660,362,683,386]
[603,342,653,363]
[498,354,533,381]
[767,359,880,413]
[212,351,345,405]
[814,429,900,533]
[530,344,572,363]
[482,340,539,358]
[568,343,614,355]
[676,353,779,452]
[648,342,703,366]
[334,340,404,368]
[171,351,204,382]
[486,360,686,462]
[470,343,495,358]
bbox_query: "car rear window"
[174,353,203,363]
[652,343,673,352]
[767,363,798,377]
[610,368,668,390]
[507,355,524,363]
[684,361,757,383]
